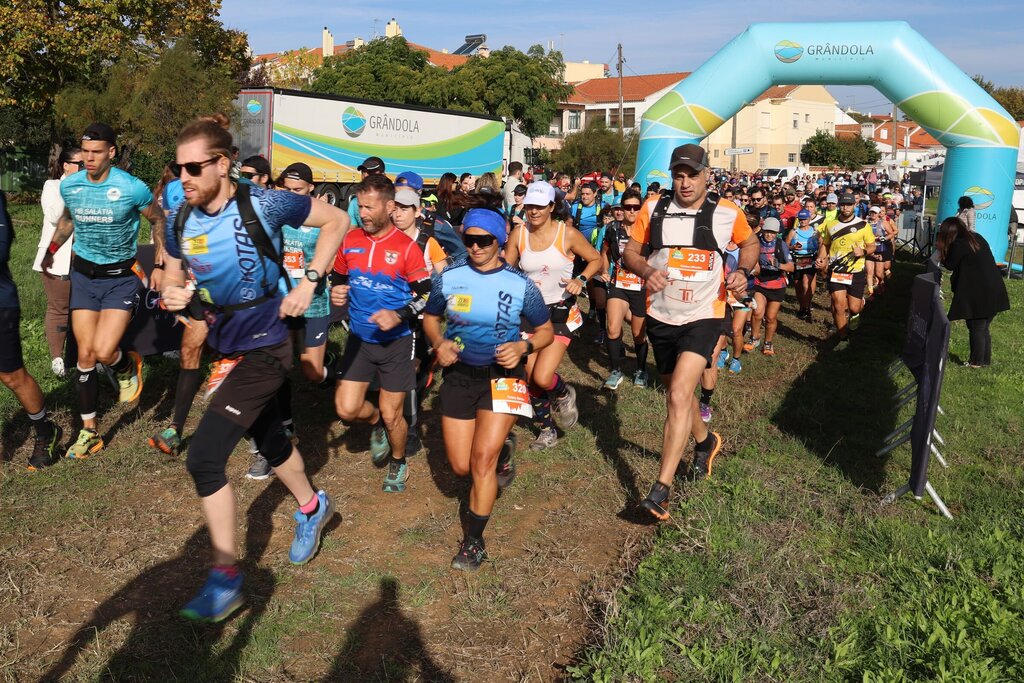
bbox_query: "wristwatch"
[304,269,321,284]
[524,340,535,355]
[576,274,588,284]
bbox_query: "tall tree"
[552,122,636,177]
[310,38,447,106]
[972,74,1024,120]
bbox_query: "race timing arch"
[635,21,1021,260]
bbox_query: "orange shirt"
[630,195,751,325]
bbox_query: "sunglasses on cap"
[462,233,497,248]
[170,156,222,177]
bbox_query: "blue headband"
[463,209,507,247]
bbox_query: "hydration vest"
[647,191,723,256]
[573,201,604,232]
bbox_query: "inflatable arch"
[635,22,1020,259]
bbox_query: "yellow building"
[705,85,841,172]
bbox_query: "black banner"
[65,244,185,363]
[900,272,941,372]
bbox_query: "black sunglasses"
[239,170,255,179]
[463,233,497,248]
[622,204,642,211]
[69,160,85,169]
[171,156,221,178]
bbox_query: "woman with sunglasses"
[503,181,601,451]
[34,147,83,377]
[423,208,553,570]
[600,190,649,389]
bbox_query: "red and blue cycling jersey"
[333,226,430,344]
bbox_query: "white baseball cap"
[523,181,555,207]
[394,187,420,207]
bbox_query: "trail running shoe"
[116,351,144,403]
[28,424,62,471]
[451,537,487,571]
[496,435,517,489]
[603,370,624,391]
[633,369,649,387]
[716,348,729,369]
[148,427,181,455]
[640,481,671,521]
[405,429,422,457]
[246,452,273,480]
[51,357,65,378]
[743,338,761,353]
[530,427,558,451]
[691,431,722,481]
[727,358,742,375]
[65,428,103,459]
[835,338,850,351]
[370,420,391,466]
[382,458,409,493]
[550,385,578,430]
[699,402,713,423]
[180,568,244,622]
[849,313,861,332]
[289,490,333,565]
[762,341,775,356]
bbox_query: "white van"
[763,166,805,181]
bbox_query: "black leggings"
[965,317,993,366]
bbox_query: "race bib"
[666,248,716,282]
[491,377,532,417]
[830,271,854,285]
[794,255,816,270]
[566,304,583,332]
[205,356,243,400]
[615,266,643,291]
[283,250,305,279]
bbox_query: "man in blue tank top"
[40,123,167,459]
[160,114,349,623]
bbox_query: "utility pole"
[730,111,738,172]
[617,44,624,140]
[891,103,898,162]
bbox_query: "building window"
[759,152,769,167]
[525,148,542,166]
[714,149,720,158]
[788,153,797,163]
[585,109,605,128]
[805,114,811,123]
[609,107,636,129]
[792,117,799,129]
[567,111,580,131]
[880,128,888,140]
[761,112,771,129]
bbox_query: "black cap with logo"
[838,193,857,206]
[668,144,709,172]
[81,123,117,145]
[281,162,314,184]
[358,156,385,174]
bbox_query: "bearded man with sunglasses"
[331,174,433,494]
[41,123,166,459]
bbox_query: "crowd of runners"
[0,116,910,622]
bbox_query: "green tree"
[310,37,447,106]
[54,44,239,183]
[267,48,324,90]
[800,130,846,167]
[972,74,1024,120]
[445,46,573,138]
[838,134,882,167]
[552,122,636,177]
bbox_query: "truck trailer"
[234,88,516,205]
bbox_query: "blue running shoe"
[727,358,742,375]
[180,568,244,622]
[289,490,333,565]
[370,420,391,466]
[716,348,729,369]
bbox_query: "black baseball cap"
[513,184,528,195]
[281,162,313,184]
[358,156,385,173]
[838,193,857,206]
[668,144,709,172]
[81,123,116,145]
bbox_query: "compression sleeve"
[395,277,432,322]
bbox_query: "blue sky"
[219,0,1023,113]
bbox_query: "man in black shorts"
[1,190,62,470]
[622,144,758,520]
[815,194,876,349]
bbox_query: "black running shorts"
[439,362,526,420]
[827,269,867,299]
[607,285,647,318]
[209,341,293,427]
[336,333,415,392]
[645,316,722,375]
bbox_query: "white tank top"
[518,221,573,305]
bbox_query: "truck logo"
[246,99,263,114]
[343,106,366,138]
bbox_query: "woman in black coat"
[935,217,1010,367]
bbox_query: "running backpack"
[647,191,723,256]
[419,214,466,262]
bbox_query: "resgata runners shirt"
[61,167,153,265]
[821,217,876,274]
[282,224,331,319]
[630,195,752,326]
[424,259,549,367]
[333,226,430,344]
[165,185,312,355]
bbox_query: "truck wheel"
[317,183,343,207]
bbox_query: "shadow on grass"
[772,262,922,493]
[40,367,340,681]
[323,576,455,682]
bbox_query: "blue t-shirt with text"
[61,167,153,264]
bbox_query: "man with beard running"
[815,193,876,349]
[161,114,348,621]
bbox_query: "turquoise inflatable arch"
[635,21,1020,259]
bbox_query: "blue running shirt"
[165,186,312,355]
[60,167,153,264]
[570,201,608,246]
[424,259,549,367]
[282,224,330,319]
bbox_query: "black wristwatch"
[304,269,321,284]
[523,340,535,355]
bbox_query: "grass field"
[2,202,1023,682]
